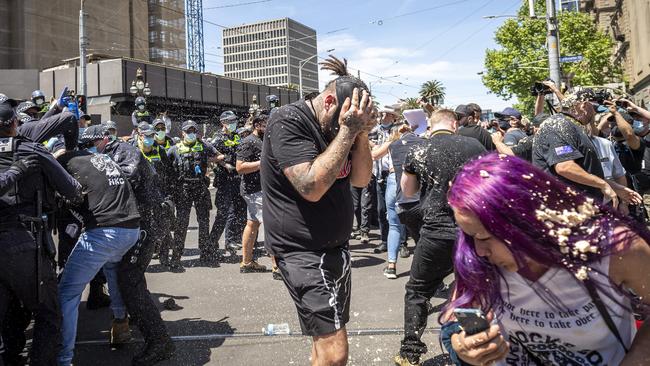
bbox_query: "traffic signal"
[76,95,87,114]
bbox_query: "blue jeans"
[386,173,405,263]
[57,227,139,366]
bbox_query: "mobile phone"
[454,308,490,336]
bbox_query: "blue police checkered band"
[555,145,574,156]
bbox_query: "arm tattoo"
[284,163,318,196]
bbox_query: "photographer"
[495,107,526,146]
[533,80,565,116]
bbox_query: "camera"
[615,100,629,108]
[576,88,612,105]
[530,81,553,96]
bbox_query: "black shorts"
[277,246,352,336]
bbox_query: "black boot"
[86,281,111,310]
[132,336,175,366]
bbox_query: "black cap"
[137,122,156,136]
[80,125,108,144]
[0,103,17,125]
[0,93,17,108]
[80,114,91,120]
[495,107,522,120]
[454,104,472,118]
[181,120,198,132]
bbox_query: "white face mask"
[138,105,145,111]
[155,131,166,141]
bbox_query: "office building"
[223,18,318,93]
[148,0,187,68]
[581,0,650,105]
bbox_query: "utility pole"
[79,0,88,104]
[545,0,561,87]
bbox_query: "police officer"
[152,118,175,151]
[0,97,82,365]
[133,122,179,271]
[167,120,218,263]
[102,120,119,141]
[16,101,40,120]
[87,125,175,364]
[131,97,153,132]
[209,111,247,256]
[266,94,280,117]
[31,90,50,116]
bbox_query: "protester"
[56,136,141,364]
[495,107,526,146]
[395,109,485,366]
[261,55,374,366]
[457,103,495,151]
[235,114,269,274]
[442,153,650,365]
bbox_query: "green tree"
[482,0,621,114]
[401,97,421,110]
[419,80,446,106]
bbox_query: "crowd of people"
[1,53,650,366]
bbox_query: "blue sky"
[202,0,525,112]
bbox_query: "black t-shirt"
[532,115,604,199]
[58,151,140,230]
[261,100,353,255]
[614,139,645,176]
[512,135,534,162]
[403,131,486,239]
[237,133,263,195]
[389,132,426,204]
[458,124,495,151]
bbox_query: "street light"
[130,67,151,97]
[299,48,335,99]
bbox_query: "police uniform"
[209,129,247,251]
[167,121,217,261]
[133,123,179,267]
[0,99,82,365]
[91,125,174,362]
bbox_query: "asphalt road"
[71,202,452,366]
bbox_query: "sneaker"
[399,243,410,258]
[110,317,132,346]
[373,242,387,254]
[240,260,267,273]
[360,232,369,244]
[272,267,283,280]
[394,354,421,366]
[350,230,361,239]
[383,266,397,279]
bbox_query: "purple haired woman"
[440,153,650,365]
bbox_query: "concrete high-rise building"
[223,18,318,93]
[148,0,187,68]
[581,0,650,105]
[0,0,187,99]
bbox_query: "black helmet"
[219,110,237,123]
[16,101,37,114]
[31,90,46,106]
[266,95,278,103]
[135,96,146,107]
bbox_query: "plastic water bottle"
[263,323,290,336]
[194,165,202,175]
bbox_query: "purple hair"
[443,153,650,319]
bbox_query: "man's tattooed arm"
[283,126,356,202]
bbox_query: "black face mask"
[324,76,369,143]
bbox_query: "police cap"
[181,120,198,132]
[0,103,17,126]
[0,93,17,107]
[16,101,38,114]
[219,111,237,123]
[152,118,166,129]
[137,122,156,136]
[80,124,108,144]
[102,120,118,131]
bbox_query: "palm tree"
[401,97,421,110]
[419,80,446,106]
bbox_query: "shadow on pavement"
[350,255,385,268]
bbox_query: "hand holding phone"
[454,308,490,335]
